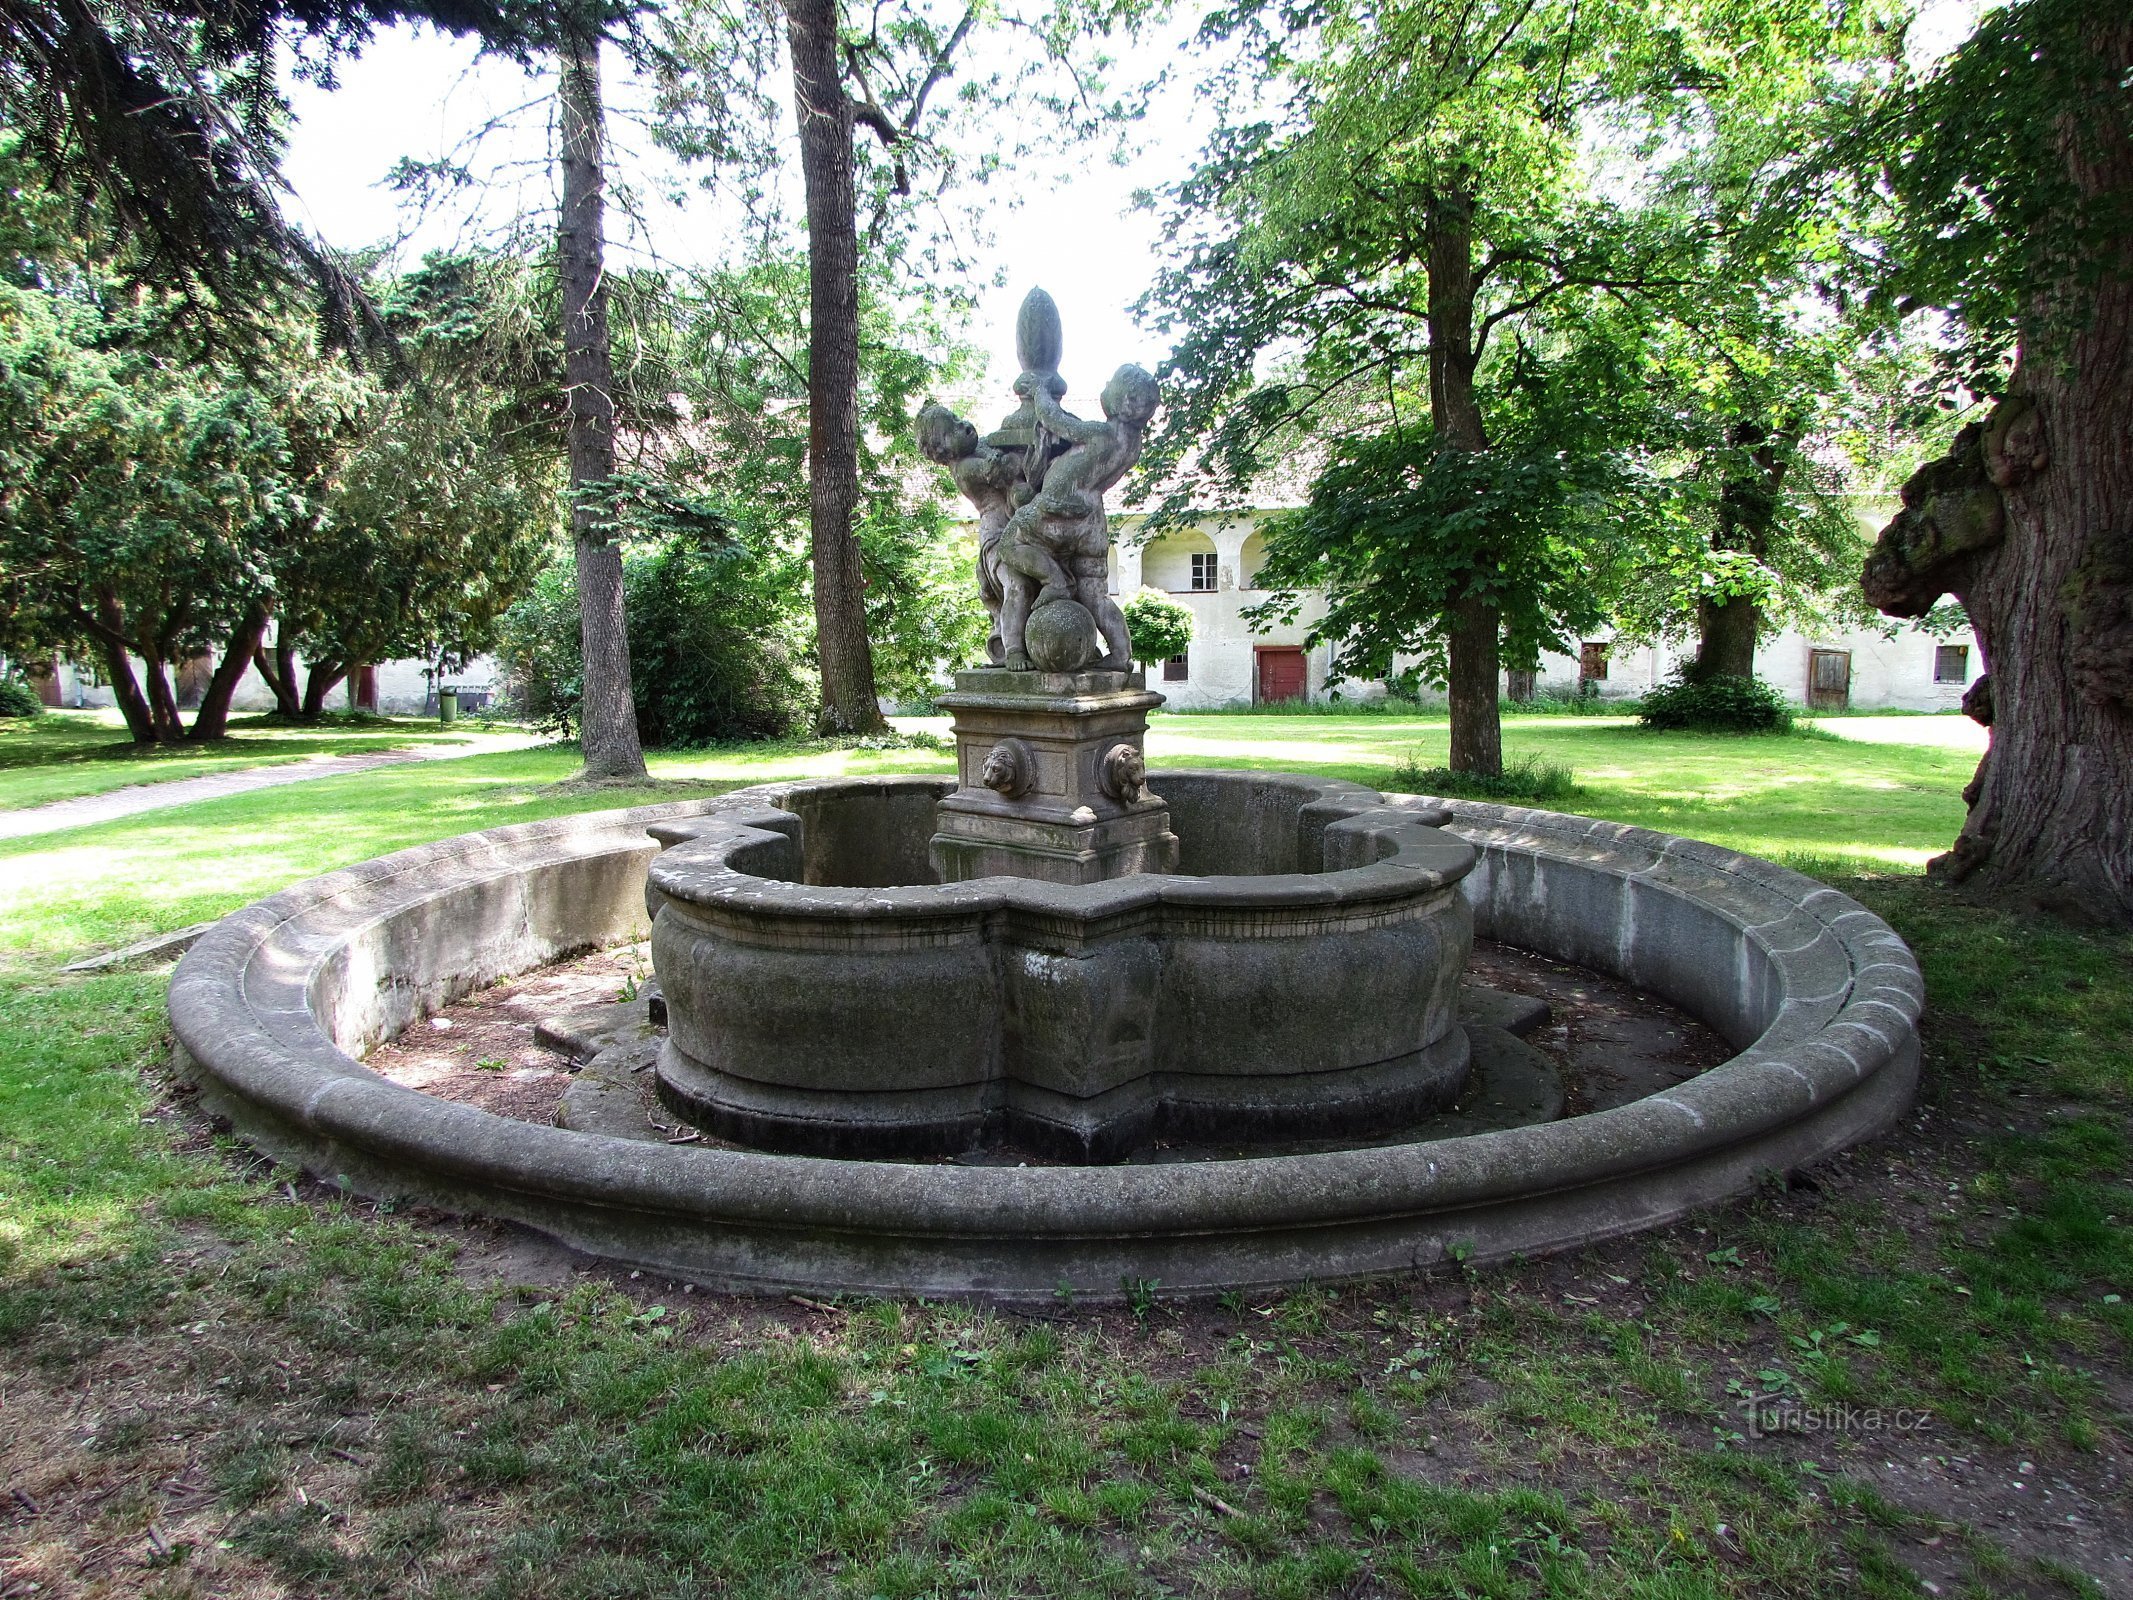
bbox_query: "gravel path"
[0,736,541,842]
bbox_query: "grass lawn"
[2,713,2127,1599]
[0,710,535,812]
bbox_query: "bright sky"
[276,22,1202,409]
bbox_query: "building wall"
[32,645,504,718]
[1520,625,1981,713]
[1108,510,1982,714]
[1113,514,1341,709]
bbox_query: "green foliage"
[1389,752,1582,802]
[1499,688,1629,717]
[497,541,813,748]
[624,541,813,747]
[0,202,365,724]
[1850,0,2131,393]
[0,674,41,719]
[1638,670,1793,734]
[1119,588,1194,667]
[1245,359,1651,686]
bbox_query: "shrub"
[1389,752,1583,802]
[496,541,814,747]
[0,673,42,718]
[1637,670,1792,733]
[1120,587,1195,667]
[1500,686,1637,717]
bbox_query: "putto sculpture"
[919,287,1158,674]
[917,287,1178,884]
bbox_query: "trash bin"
[438,687,459,724]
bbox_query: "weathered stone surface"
[930,667,1178,885]
[166,783,1922,1302]
[920,287,1156,675]
[653,772,1474,1161]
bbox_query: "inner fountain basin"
[646,772,1478,1163]
[169,786,1923,1300]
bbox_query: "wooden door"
[1808,649,1851,711]
[1256,647,1307,704]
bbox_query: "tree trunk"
[1426,185,1500,775]
[1694,598,1760,680]
[783,0,888,734]
[301,659,346,719]
[1447,594,1503,776]
[557,17,649,781]
[254,634,303,717]
[188,605,269,741]
[1693,420,1787,681]
[90,589,157,742]
[141,649,185,742]
[98,638,157,744]
[1865,18,2133,923]
[1942,304,2133,913]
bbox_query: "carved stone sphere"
[1025,597,1104,674]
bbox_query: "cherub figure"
[917,402,1020,665]
[995,363,1160,671]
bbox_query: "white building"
[27,645,505,717]
[1109,510,1982,714]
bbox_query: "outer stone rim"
[167,777,1923,1300]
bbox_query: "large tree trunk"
[1862,19,2133,922]
[141,649,185,742]
[1447,594,1503,776]
[1426,186,1501,776]
[188,605,269,741]
[557,18,649,781]
[98,639,157,744]
[1693,420,1787,681]
[301,659,346,719]
[1694,598,1760,680]
[783,0,888,734]
[253,634,303,717]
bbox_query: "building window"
[1934,644,1970,684]
[1163,653,1189,682]
[1188,552,1217,592]
[1579,642,1610,682]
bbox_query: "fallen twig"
[1191,1485,1243,1519]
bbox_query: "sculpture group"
[920,288,1159,675]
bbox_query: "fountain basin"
[167,785,1923,1301]
[646,774,1475,1161]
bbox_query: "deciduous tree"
[1854,0,2133,922]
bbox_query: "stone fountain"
[169,286,1923,1298]
[919,288,1179,886]
[643,290,1485,1160]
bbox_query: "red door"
[1256,647,1307,704]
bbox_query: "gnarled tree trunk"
[1427,186,1502,776]
[1862,18,2133,921]
[558,17,648,781]
[783,0,888,734]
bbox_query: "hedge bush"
[0,674,43,718]
[1637,670,1792,733]
[496,541,813,746]
[1389,752,1582,802]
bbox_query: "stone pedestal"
[930,668,1179,885]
